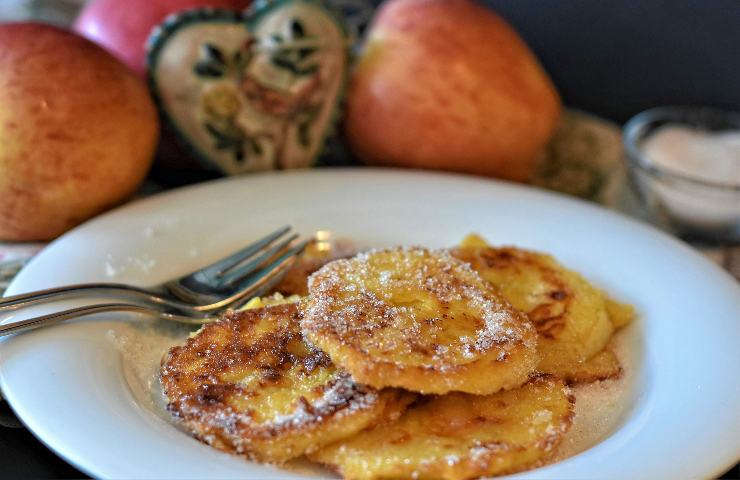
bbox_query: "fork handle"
[0,302,212,337]
[0,283,200,313]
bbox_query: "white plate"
[0,169,738,479]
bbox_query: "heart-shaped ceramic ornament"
[147,0,350,174]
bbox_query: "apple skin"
[345,0,562,182]
[74,0,251,78]
[0,23,159,241]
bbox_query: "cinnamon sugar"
[108,242,636,473]
[302,247,534,368]
[550,325,637,462]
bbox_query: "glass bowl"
[623,106,740,245]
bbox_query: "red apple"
[74,0,251,77]
[0,23,159,241]
[345,0,562,182]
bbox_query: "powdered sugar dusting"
[104,238,635,473]
[103,252,157,278]
[267,373,378,430]
[159,304,398,460]
[303,247,534,370]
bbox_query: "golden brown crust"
[310,375,574,480]
[452,247,573,338]
[302,248,538,394]
[450,245,616,378]
[605,298,636,330]
[556,348,623,384]
[269,239,357,296]
[161,303,412,462]
[270,256,332,296]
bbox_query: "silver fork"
[0,302,222,337]
[0,226,308,315]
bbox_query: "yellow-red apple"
[0,23,159,241]
[74,0,251,78]
[345,0,561,182]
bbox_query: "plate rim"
[1,168,738,479]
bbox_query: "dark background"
[1,0,739,478]
[489,0,740,122]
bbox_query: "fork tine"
[0,227,307,325]
[234,239,311,303]
[194,225,291,278]
[216,232,300,288]
[204,239,310,310]
[0,302,217,337]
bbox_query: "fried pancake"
[605,297,635,329]
[310,375,574,480]
[271,239,356,296]
[239,292,302,310]
[302,247,538,395]
[459,233,635,330]
[451,243,616,381]
[549,348,622,383]
[271,256,331,296]
[161,302,413,463]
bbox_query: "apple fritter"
[270,256,331,296]
[302,247,538,395]
[270,239,356,296]
[605,297,635,330]
[160,302,413,463]
[239,292,302,310]
[458,233,635,331]
[548,348,622,383]
[451,242,616,381]
[310,375,574,480]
